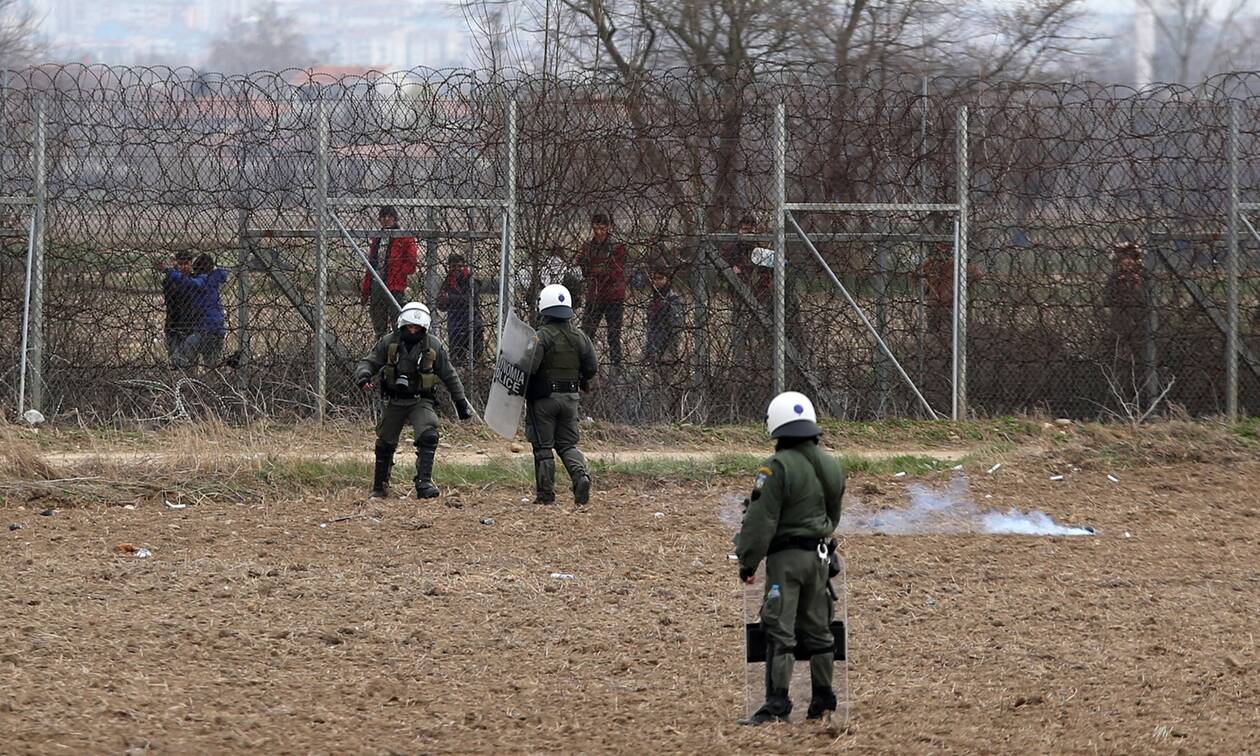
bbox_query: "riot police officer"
[736,391,845,725]
[525,284,598,505]
[356,302,474,499]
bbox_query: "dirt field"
[2,427,1259,753]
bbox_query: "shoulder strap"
[387,340,398,365]
[794,446,842,506]
[555,324,579,354]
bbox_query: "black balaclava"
[775,435,819,452]
[401,327,426,346]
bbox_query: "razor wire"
[2,64,1260,424]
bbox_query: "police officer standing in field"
[525,284,598,505]
[736,391,845,725]
[356,302,474,499]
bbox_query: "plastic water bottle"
[766,583,782,611]
[750,247,777,268]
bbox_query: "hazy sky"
[26,0,1249,71]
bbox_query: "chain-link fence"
[3,65,1260,425]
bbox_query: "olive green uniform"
[355,332,468,493]
[525,318,598,502]
[736,441,845,719]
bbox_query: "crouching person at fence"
[525,284,598,505]
[355,302,474,499]
[736,391,845,725]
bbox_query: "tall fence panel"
[2,65,1259,424]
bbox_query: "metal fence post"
[29,95,46,414]
[691,237,710,412]
[1142,224,1160,404]
[1226,99,1240,422]
[874,233,890,412]
[916,75,930,382]
[953,105,969,421]
[314,98,330,420]
[425,205,439,304]
[236,206,252,390]
[773,102,786,397]
[502,98,517,334]
[1,69,8,150]
[17,214,34,418]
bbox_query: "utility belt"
[385,385,436,400]
[769,536,842,583]
[527,377,579,400]
[767,536,827,555]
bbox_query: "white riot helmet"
[766,391,821,438]
[538,284,574,319]
[396,301,432,330]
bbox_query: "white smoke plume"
[839,475,1095,537]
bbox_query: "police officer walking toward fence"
[356,302,474,499]
[736,391,845,725]
[525,284,598,505]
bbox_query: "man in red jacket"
[361,205,419,338]
[575,212,627,367]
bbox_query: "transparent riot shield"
[484,311,537,439]
[743,556,848,725]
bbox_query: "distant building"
[28,0,474,70]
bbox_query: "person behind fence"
[735,391,845,726]
[165,253,228,370]
[435,252,485,364]
[515,248,583,318]
[356,302,474,500]
[1103,239,1147,363]
[361,205,418,339]
[912,240,983,342]
[720,214,778,368]
[575,212,626,368]
[155,249,196,366]
[721,214,772,305]
[645,263,683,370]
[525,284,598,505]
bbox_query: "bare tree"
[1138,0,1254,84]
[0,0,40,70]
[459,0,593,78]
[479,0,1089,203]
[204,2,323,75]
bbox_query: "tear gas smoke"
[840,475,1095,536]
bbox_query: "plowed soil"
[3,456,1258,753]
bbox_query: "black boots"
[572,473,591,505]
[414,429,440,499]
[370,440,396,498]
[738,689,792,726]
[739,645,794,726]
[807,685,837,720]
[534,450,556,504]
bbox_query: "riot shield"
[484,311,537,439]
[743,557,848,725]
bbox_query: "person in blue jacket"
[168,253,228,370]
[155,250,197,366]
